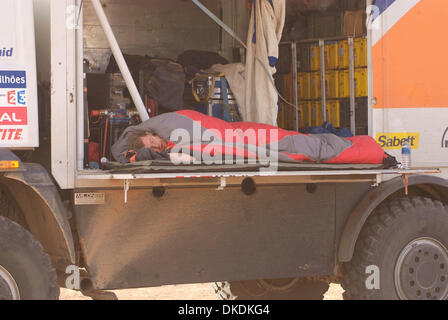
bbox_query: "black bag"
[106,54,186,111]
[142,59,186,110]
[177,50,228,79]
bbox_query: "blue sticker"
[0,71,27,89]
[0,48,14,58]
[375,0,397,17]
[17,90,26,105]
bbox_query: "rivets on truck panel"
[306,184,317,194]
[152,187,165,198]
[241,178,256,196]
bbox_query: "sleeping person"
[111,110,395,166]
[124,130,195,163]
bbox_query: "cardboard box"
[343,9,366,36]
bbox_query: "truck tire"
[0,216,59,300]
[213,278,329,300]
[342,197,448,300]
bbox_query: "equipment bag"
[106,54,186,111]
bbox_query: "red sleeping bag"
[112,110,392,165]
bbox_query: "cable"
[102,117,109,163]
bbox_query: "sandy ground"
[60,283,344,300]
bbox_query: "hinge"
[124,179,131,203]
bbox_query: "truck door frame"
[50,0,77,189]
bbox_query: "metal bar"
[291,42,299,131]
[76,168,439,181]
[89,0,149,121]
[367,0,374,137]
[192,0,246,49]
[280,35,367,46]
[348,37,356,134]
[76,0,84,171]
[319,40,327,123]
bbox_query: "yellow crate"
[338,70,350,98]
[354,38,367,68]
[310,45,320,71]
[311,101,341,127]
[310,72,321,99]
[299,102,312,128]
[311,101,328,127]
[354,68,368,97]
[282,74,291,99]
[325,70,339,99]
[325,42,339,70]
[338,68,368,98]
[298,72,311,100]
[338,40,349,69]
[338,38,367,69]
[326,100,340,127]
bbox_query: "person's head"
[127,131,167,153]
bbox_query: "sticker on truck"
[0,107,27,125]
[442,128,448,148]
[0,47,14,59]
[75,193,106,205]
[0,128,23,141]
[0,70,26,88]
[0,89,27,106]
[376,132,420,150]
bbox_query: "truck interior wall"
[83,0,225,73]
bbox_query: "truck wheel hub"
[0,265,20,300]
[395,238,448,300]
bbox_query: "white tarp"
[210,0,285,126]
[245,0,285,126]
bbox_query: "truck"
[0,0,447,300]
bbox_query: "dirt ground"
[60,283,344,300]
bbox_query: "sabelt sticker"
[0,107,27,125]
[376,132,420,150]
[0,71,26,88]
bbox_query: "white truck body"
[1,0,448,301]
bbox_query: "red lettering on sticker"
[15,129,22,140]
[0,107,27,125]
[0,129,24,141]
[7,91,16,105]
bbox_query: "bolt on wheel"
[395,237,448,300]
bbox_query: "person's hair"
[126,131,156,150]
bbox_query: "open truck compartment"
[77,0,377,177]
